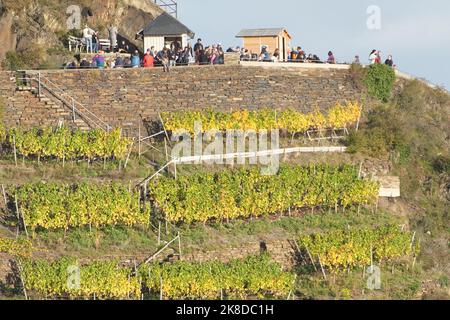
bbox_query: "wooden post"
[17,261,28,300]
[124,141,134,169]
[164,138,169,162]
[138,124,141,160]
[15,195,28,238]
[356,104,363,131]
[358,162,363,179]
[410,232,416,250]
[305,245,318,272]
[13,135,17,167]
[1,184,7,209]
[160,276,163,300]
[157,222,161,246]
[318,255,327,280]
[174,161,177,180]
[177,232,182,261]
[158,112,172,147]
[370,245,374,270]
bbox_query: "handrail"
[19,73,111,131]
[38,75,111,131]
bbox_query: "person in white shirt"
[82,25,94,53]
[369,49,377,64]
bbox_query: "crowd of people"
[68,25,397,70]
[65,37,227,71]
[239,45,396,68]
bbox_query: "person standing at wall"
[108,24,118,53]
[369,49,377,64]
[92,31,100,53]
[161,48,170,72]
[194,38,204,64]
[82,25,94,53]
[385,55,394,67]
[375,51,382,64]
[142,49,155,68]
[327,51,336,64]
[131,50,140,68]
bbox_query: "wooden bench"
[99,39,112,51]
[68,36,84,52]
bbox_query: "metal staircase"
[16,72,111,132]
[154,0,178,18]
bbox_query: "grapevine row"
[160,102,361,134]
[139,255,295,300]
[297,226,420,270]
[20,257,140,300]
[150,164,379,224]
[0,126,131,162]
[15,183,149,231]
[19,255,293,300]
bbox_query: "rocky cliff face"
[0,0,163,65]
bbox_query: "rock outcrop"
[0,0,163,65]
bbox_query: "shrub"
[363,64,396,102]
[2,51,25,70]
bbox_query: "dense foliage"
[15,183,149,231]
[0,238,33,258]
[21,257,140,299]
[0,127,131,162]
[150,165,379,224]
[363,64,396,102]
[139,255,295,300]
[298,226,419,270]
[161,102,361,134]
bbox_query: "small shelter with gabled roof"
[137,12,195,52]
[236,28,292,61]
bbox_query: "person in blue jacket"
[131,50,141,68]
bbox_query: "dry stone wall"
[1,65,361,136]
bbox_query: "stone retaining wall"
[1,64,361,136]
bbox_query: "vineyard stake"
[356,103,363,131]
[177,232,182,261]
[410,232,416,250]
[158,112,172,147]
[1,184,7,209]
[174,161,177,180]
[17,260,28,300]
[358,162,363,179]
[157,222,161,246]
[15,195,29,238]
[318,255,327,280]
[304,245,317,272]
[160,276,163,300]
[13,135,17,167]
[138,123,141,160]
[164,138,169,162]
[124,141,135,169]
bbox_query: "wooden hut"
[236,28,292,61]
[137,12,194,52]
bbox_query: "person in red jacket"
[142,49,154,68]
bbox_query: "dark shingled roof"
[236,28,290,38]
[143,12,194,38]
